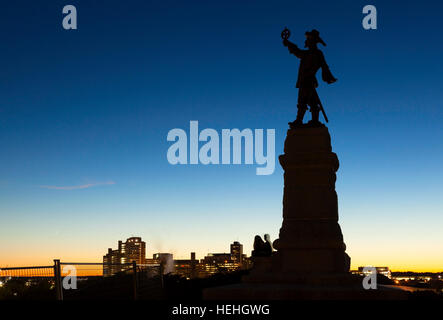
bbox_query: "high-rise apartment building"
[230,241,243,264]
[103,237,146,276]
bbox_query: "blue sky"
[0,0,442,270]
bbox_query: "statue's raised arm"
[283,39,306,59]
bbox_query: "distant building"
[198,241,250,277]
[153,253,173,261]
[357,266,391,279]
[103,237,146,276]
[174,252,198,279]
[230,241,243,264]
[152,253,174,274]
[201,253,239,275]
[123,237,146,265]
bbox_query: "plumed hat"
[305,29,326,46]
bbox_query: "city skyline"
[1,0,443,273]
[1,233,442,273]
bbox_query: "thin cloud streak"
[39,181,116,190]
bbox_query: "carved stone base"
[266,126,350,282]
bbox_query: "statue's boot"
[289,105,307,129]
[307,105,322,127]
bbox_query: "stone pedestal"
[272,126,350,276]
[204,126,406,300]
[240,126,350,285]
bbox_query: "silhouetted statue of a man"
[283,29,337,128]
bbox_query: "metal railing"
[0,260,163,300]
[0,265,55,278]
